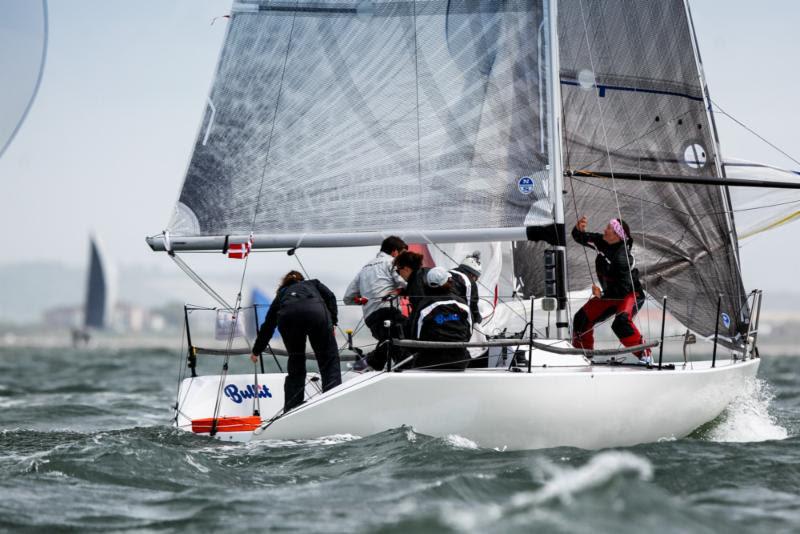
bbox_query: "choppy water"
[0,347,797,533]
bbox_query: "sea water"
[0,347,797,533]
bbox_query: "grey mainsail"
[167,0,556,246]
[515,0,748,343]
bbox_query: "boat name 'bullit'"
[224,384,272,404]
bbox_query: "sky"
[0,0,798,301]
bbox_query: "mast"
[545,0,569,340]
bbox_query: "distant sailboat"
[72,236,113,345]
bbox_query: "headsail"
[516,0,747,343]
[158,0,558,250]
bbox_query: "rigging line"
[558,48,595,293]
[567,176,596,287]
[170,254,233,310]
[222,5,301,424]
[172,317,188,424]
[579,6,651,341]
[711,99,800,168]
[412,0,422,194]
[576,0,641,326]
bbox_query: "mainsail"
[515,0,748,343]
[161,0,559,249]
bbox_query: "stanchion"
[712,295,721,368]
[528,296,534,373]
[658,296,667,370]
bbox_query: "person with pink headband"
[570,215,651,364]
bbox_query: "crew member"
[393,250,427,316]
[411,267,472,370]
[571,215,650,363]
[251,271,341,412]
[343,236,408,370]
[448,252,482,325]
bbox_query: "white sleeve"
[343,272,361,305]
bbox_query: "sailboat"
[148,0,798,449]
[72,235,114,346]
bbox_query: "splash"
[250,433,361,449]
[444,434,479,450]
[704,377,788,443]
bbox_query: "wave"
[441,451,655,531]
[700,377,789,443]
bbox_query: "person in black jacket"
[571,216,650,362]
[250,271,341,412]
[410,267,472,370]
[393,250,428,317]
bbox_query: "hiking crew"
[251,271,341,412]
[343,236,408,370]
[571,215,650,363]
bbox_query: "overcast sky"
[0,0,798,295]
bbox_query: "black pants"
[413,348,469,371]
[364,307,407,370]
[278,301,341,412]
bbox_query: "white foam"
[515,451,653,506]
[250,433,362,449]
[444,434,479,450]
[184,453,210,473]
[705,377,788,443]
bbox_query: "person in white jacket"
[343,236,408,370]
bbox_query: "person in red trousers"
[571,215,650,364]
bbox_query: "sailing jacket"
[571,227,643,300]
[252,279,338,355]
[448,267,482,324]
[403,267,430,317]
[344,252,407,319]
[413,294,472,343]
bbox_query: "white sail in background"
[0,0,47,160]
[724,159,800,239]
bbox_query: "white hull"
[175,343,760,450]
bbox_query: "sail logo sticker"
[721,313,731,329]
[518,176,534,194]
